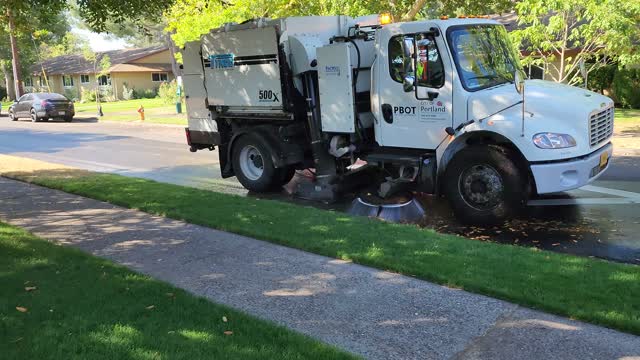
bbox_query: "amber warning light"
[379,13,392,25]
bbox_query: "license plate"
[58,111,65,116]
[599,151,609,168]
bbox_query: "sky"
[71,27,128,51]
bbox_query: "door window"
[388,35,415,83]
[18,94,29,102]
[415,34,444,88]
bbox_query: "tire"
[30,109,39,123]
[443,145,527,225]
[9,109,17,121]
[64,116,73,122]
[231,134,279,192]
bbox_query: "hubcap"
[239,145,264,181]
[458,164,504,211]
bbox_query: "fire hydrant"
[137,105,145,121]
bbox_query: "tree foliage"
[511,0,640,84]
[165,0,514,49]
[1,0,176,97]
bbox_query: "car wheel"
[443,145,527,225]
[64,116,73,122]
[9,109,17,121]
[30,109,39,123]
[232,133,279,192]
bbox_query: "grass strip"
[615,108,640,122]
[74,98,187,125]
[2,169,640,336]
[0,222,356,360]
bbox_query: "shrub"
[80,87,96,103]
[100,86,116,102]
[122,83,134,101]
[158,80,178,104]
[64,88,79,102]
[612,68,640,109]
[0,86,6,101]
[133,88,157,99]
[587,65,616,94]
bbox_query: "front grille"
[589,107,613,147]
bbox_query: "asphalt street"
[1,115,639,264]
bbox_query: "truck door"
[374,24,453,150]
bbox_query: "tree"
[83,46,111,114]
[511,0,640,85]
[165,0,514,51]
[1,0,174,98]
[38,32,90,59]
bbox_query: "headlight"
[532,133,576,149]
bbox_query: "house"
[491,12,593,84]
[26,45,175,100]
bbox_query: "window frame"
[98,75,111,86]
[388,33,445,90]
[62,75,75,87]
[151,72,168,82]
[446,24,520,92]
[80,74,91,84]
[388,35,414,84]
[24,77,34,87]
[414,33,445,90]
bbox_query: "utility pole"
[7,8,24,98]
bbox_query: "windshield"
[447,24,522,91]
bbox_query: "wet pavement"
[1,114,639,265]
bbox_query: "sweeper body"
[181,15,614,224]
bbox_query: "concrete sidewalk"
[0,177,638,359]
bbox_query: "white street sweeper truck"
[180,14,614,224]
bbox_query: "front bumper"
[530,142,613,194]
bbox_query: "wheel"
[9,109,16,121]
[231,134,279,192]
[30,109,39,123]
[443,145,527,225]
[64,116,73,122]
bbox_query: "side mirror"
[403,75,415,93]
[514,71,525,94]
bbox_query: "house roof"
[31,45,169,76]
[490,12,520,31]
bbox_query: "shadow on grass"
[1,169,639,336]
[0,223,355,360]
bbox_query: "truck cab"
[182,15,614,224]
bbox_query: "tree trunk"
[403,0,428,21]
[165,33,180,78]
[1,62,16,100]
[7,8,24,97]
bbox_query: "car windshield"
[447,24,522,91]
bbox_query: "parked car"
[8,93,75,122]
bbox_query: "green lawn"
[74,98,187,125]
[0,222,356,360]
[3,170,639,336]
[616,108,640,123]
